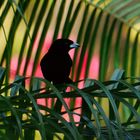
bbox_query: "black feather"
[40,38,79,85]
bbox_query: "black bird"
[40,38,80,85]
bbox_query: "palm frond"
[0,67,140,139]
[0,0,140,82]
[0,0,140,139]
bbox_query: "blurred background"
[0,0,140,83]
[0,0,140,139]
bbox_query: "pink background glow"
[10,33,99,122]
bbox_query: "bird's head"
[49,39,80,53]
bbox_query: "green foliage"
[0,67,140,140]
[0,0,140,139]
[0,0,140,82]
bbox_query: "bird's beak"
[70,42,80,49]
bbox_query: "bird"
[40,38,80,85]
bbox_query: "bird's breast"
[40,53,72,84]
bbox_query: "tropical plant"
[0,0,140,139]
[0,67,140,140]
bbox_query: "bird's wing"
[40,53,72,84]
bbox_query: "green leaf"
[0,67,6,88]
